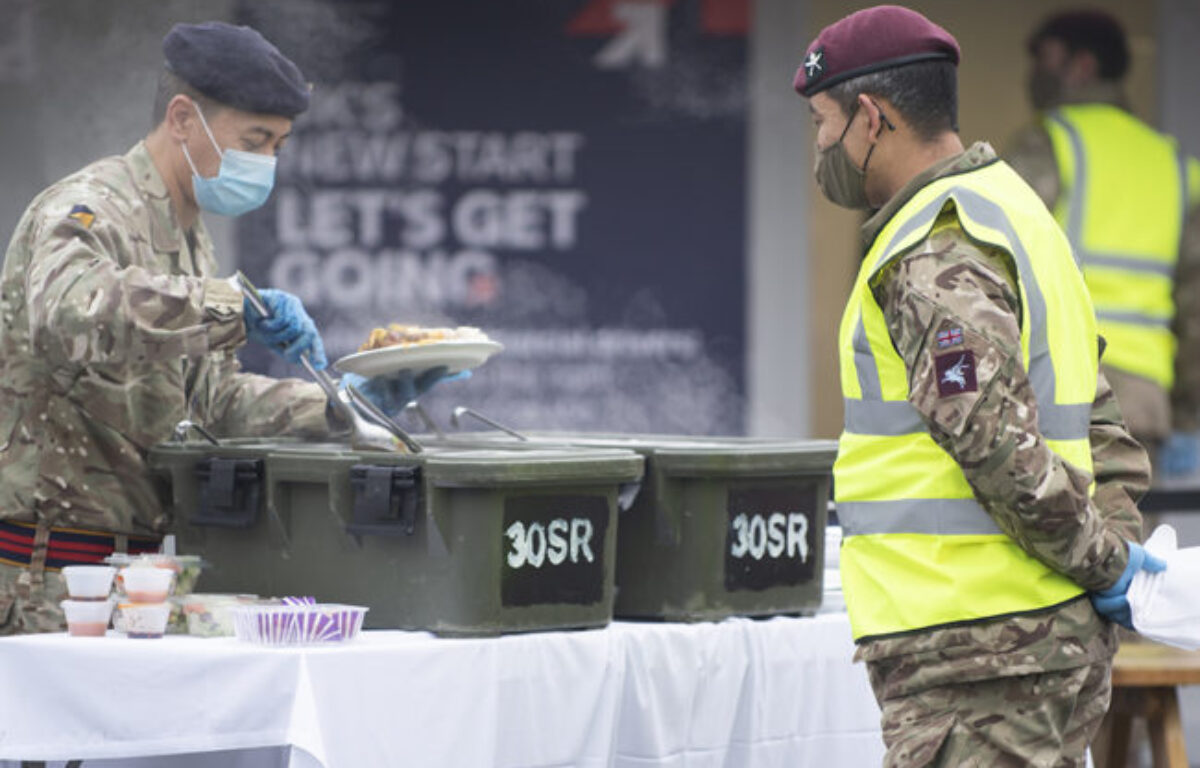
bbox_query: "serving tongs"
[235,272,422,454]
[449,406,529,441]
[173,419,220,446]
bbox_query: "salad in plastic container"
[182,593,259,637]
[232,598,368,646]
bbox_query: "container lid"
[432,432,838,477]
[150,437,311,459]
[150,439,644,487]
[420,447,644,487]
[152,439,415,466]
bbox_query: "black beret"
[163,21,310,117]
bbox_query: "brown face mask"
[814,100,894,210]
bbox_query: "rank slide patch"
[67,204,95,229]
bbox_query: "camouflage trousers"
[869,659,1112,767]
[0,561,68,634]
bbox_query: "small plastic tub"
[119,566,174,603]
[118,602,172,638]
[61,599,114,637]
[62,565,116,599]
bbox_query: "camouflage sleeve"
[24,188,245,367]
[871,217,1129,591]
[198,353,346,439]
[1171,199,1200,430]
[1002,122,1060,212]
[1089,368,1149,542]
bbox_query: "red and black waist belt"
[0,520,161,571]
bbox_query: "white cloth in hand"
[1129,524,1200,650]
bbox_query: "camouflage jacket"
[853,142,1148,698]
[1004,87,1200,438]
[0,141,335,537]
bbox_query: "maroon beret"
[794,5,960,98]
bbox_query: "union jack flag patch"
[936,327,964,349]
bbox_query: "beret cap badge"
[804,48,825,81]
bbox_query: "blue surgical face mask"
[181,101,277,217]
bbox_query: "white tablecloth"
[0,613,883,768]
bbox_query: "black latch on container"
[193,457,264,529]
[348,464,421,537]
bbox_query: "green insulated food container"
[148,439,644,636]
[435,433,837,622]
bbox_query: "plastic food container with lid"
[62,565,116,600]
[61,599,115,637]
[119,566,174,603]
[149,438,644,636]
[118,602,172,638]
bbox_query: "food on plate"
[358,324,488,352]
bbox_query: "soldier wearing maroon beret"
[797,5,1156,765]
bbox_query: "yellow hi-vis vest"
[835,159,1097,642]
[1043,104,1195,388]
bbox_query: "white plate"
[333,340,504,377]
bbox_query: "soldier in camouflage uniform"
[0,22,340,633]
[797,7,1160,766]
[1005,10,1200,474]
[856,142,1145,767]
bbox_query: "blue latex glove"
[1090,541,1168,629]
[339,367,471,416]
[244,289,328,370]
[1161,431,1200,477]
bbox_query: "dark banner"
[236,0,748,435]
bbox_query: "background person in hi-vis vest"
[798,6,1164,766]
[1006,9,1200,477]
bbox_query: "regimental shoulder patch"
[936,326,964,349]
[67,204,95,229]
[935,350,977,397]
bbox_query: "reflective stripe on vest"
[1044,105,1185,387]
[835,159,1094,641]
